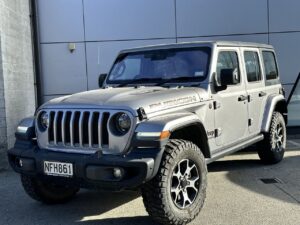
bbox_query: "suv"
[8,41,287,225]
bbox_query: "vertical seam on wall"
[0,34,8,151]
[82,0,89,91]
[174,0,178,43]
[267,0,270,44]
[29,0,41,108]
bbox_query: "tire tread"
[141,139,207,225]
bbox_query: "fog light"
[15,158,23,168]
[113,168,124,179]
[19,159,23,167]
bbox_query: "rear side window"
[244,51,262,82]
[262,51,278,80]
[216,51,240,85]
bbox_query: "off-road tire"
[258,111,286,164]
[141,139,207,225]
[21,174,79,204]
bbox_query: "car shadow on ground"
[77,216,155,225]
[208,151,300,205]
[59,190,156,225]
[19,189,158,225]
[73,151,299,224]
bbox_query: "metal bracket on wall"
[68,43,76,53]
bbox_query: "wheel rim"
[171,159,200,209]
[273,122,284,152]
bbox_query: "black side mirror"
[220,68,239,86]
[98,73,107,88]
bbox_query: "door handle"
[238,95,247,101]
[258,91,267,97]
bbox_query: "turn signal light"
[160,131,171,140]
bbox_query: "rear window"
[262,51,278,80]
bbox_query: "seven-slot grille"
[48,110,110,149]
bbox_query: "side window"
[216,51,240,85]
[244,51,262,82]
[262,51,278,80]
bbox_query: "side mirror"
[220,68,239,86]
[98,73,107,88]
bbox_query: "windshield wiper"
[117,78,162,87]
[155,76,196,86]
[117,76,197,87]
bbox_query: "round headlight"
[39,112,49,129]
[116,113,131,134]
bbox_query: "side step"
[205,134,264,164]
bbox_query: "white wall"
[0,0,36,168]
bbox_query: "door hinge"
[213,101,221,110]
[248,118,253,126]
[248,95,252,102]
[214,128,222,137]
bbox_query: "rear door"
[261,49,282,97]
[242,48,266,134]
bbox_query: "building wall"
[0,0,36,168]
[36,0,300,96]
[36,0,300,125]
[0,36,7,168]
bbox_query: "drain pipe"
[29,0,42,108]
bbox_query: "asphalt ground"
[0,141,299,225]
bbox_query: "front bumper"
[7,140,164,191]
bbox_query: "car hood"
[42,86,208,116]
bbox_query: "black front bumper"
[8,141,164,191]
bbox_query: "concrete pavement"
[0,149,299,225]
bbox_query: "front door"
[213,48,249,147]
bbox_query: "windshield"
[107,47,211,85]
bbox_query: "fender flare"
[15,117,36,141]
[261,95,287,133]
[135,112,204,134]
[134,112,210,157]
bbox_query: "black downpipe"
[29,0,42,108]
[287,72,300,105]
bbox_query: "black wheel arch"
[274,99,288,124]
[169,122,211,158]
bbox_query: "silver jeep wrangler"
[8,41,287,225]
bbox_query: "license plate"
[44,161,73,177]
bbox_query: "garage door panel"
[176,0,268,37]
[269,33,300,85]
[83,0,175,41]
[269,0,300,32]
[40,43,87,95]
[37,0,84,42]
